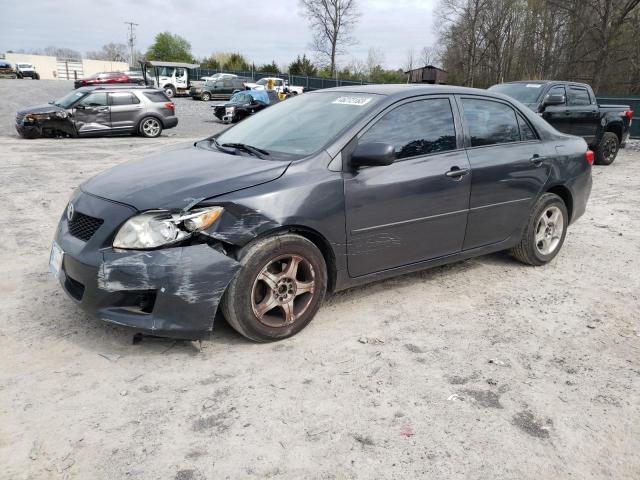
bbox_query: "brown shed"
[404,65,448,84]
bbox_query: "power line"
[124,21,139,67]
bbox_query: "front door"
[459,97,550,249]
[175,68,188,90]
[344,96,471,277]
[541,85,572,135]
[72,92,110,134]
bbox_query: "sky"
[0,0,437,69]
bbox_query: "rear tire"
[221,234,327,342]
[138,117,163,138]
[595,132,619,165]
[201,92,211,101]
[510,193,568,266]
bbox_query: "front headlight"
[225,106,235,115]
[113,207,223,250]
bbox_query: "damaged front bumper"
[53,191,241,339]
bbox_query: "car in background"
[190,77,248,101]
[16,63,40,79]
[489,80,633,165]
[212,89,279,123]
[244,77,304,95]
[74,72,144,89]
[49,85,592,342]
[0,61,18,79]
[15,85,177,139]
[200,73,238,82]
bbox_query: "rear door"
[541,84,572,134]
[566,85,599,144]
[344,96,471,277]
[108,92,143,131]
[459,96,550,249]
[72,92,111,134]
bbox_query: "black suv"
[190,78,248,101]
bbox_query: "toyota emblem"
[66,202,75,221]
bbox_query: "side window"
[109,92,140,106]
[215,80,224,88]
[359,98,457,159]
[462,99,520,147]
[517,114,538,141]
[77,92,108,107]
[567,87,591,106]
[176,68,186,78]
[546,85,566,104]
[223,80,232,88]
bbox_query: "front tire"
[164,85,176,98]
[139,117,163,138]
[595,132,619,165]
[510,193,568,266]
[201,92,211,101]
[221,234,327,342]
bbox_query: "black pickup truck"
[489,81,633,165]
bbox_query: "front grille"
[68,212,104,241]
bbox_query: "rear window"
[143,91,171,102]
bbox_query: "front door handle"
[96,107,109,113]
[445,166,470,179]
[530,154,546,166]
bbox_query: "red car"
[74,72,144,89]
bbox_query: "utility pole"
[124,21,139,68]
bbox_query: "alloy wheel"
[535,206,564,255]
[603,136,618,164]
[142,118,161,137]
[251,254,315,328]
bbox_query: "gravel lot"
[1,79,639,479]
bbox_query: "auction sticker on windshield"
[49,241,64,278]
[332,96,372,106]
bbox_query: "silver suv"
[15,85,178,139]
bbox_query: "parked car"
[50,85,592,342]
[489,80,633,165]
[244,77,304,95]
[16,63,40,79]
[74,72,144,89]
[16,85,177,139]
[201,73,238,82]
[0,61,18,79]
[212,89,279,123]
[190,77,248,101]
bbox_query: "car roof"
[313,83,503,98]
[76,85,160,93]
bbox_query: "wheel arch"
[545,184,574,222]
[605,122,623,143]
[237,225,338,292]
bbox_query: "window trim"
[353,95,464,164]
[456,94,541,150]
[566,85,592,106]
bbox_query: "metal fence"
[187,68,369,90]
[596,96,640,139]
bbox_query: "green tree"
[225,53,251,71]
[145,32,194,63]
[258,61,280,73]
[288,54,317,76]
[201,55,221,69]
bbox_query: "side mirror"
[351,142,395,168]
[75,104,85,110]
[48,100,55,104]
[543,94,565,107]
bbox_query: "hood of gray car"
[81,144,290,211]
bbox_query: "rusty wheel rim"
[251,254,315,328]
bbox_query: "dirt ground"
[1,80,639,479]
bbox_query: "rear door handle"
[445,166,470,179]
[530,154,546,166]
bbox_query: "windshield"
[230,92,251,103]
[216,92,381,157]
[18,64,32,68]
[488,83,545,104]
[54,91,86,108]
[256,78,268,85]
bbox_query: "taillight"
[585,150,595,165]
[625,110,634,122]
[164,102,175,112]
